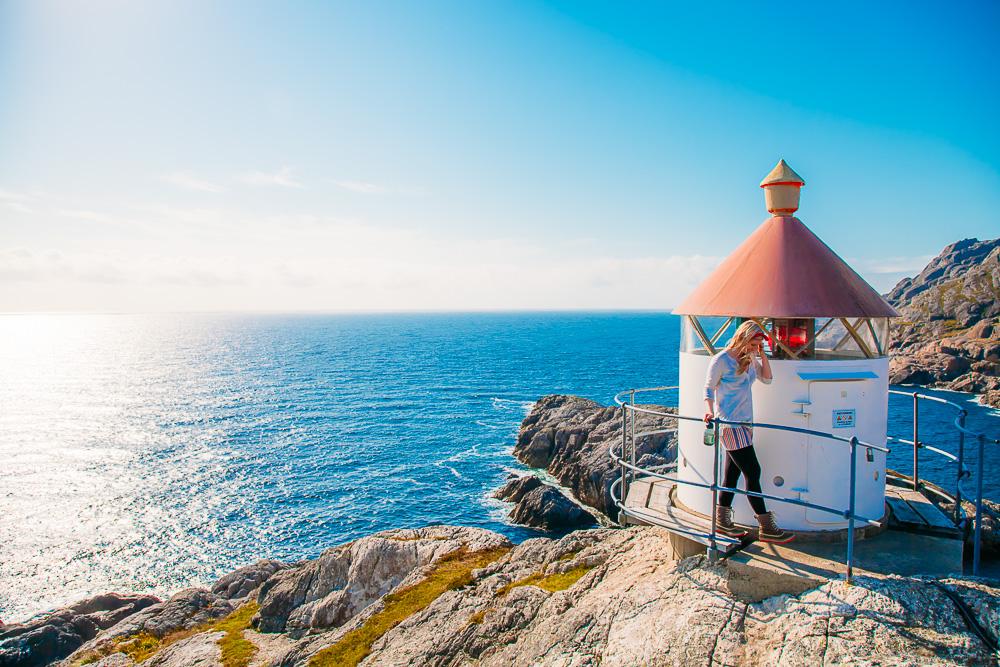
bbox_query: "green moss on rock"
[309,546,510,667]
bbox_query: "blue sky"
[1,1,997,312]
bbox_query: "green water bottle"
[703,426,716,447]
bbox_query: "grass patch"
[556,550,581,562]
[308,545,510,667]
[213,602,259,667]
[497,564,595,596]
[78,632,161,664]
[467,609,488,625]
[496,572,545,596]
[73,602,259,667]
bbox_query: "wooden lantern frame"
[685,315,887,359]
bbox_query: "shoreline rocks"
[493,475,597,530]
[0,593,159,667]
[512,395,677,519]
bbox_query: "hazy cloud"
[239,167,303,189]
[4,202,34,215]
[851,255,934,275]
[0,247,126,284]
[332,180,426,196]
[162,171,225,193]
[1,189,38,214]
[55,209,114,224]
[3,188,923,312]
[0,188,34,202]
[333,180,387,194]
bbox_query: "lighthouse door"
[804,380,866,524]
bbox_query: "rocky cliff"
[2,526,996,667]
[887,237,1000,407]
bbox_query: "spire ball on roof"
[760,159,805,216]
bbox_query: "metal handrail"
[610,385,998,580]
[613,388,889,452]
[887,388,1000,574]
[609,444,883,525]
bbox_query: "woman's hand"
[704,411,714,425]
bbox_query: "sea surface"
[1,312,997,622]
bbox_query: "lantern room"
[672,160,899,532]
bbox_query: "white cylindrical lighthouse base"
[676,352,888,532]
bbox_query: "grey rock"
[64,588,234,665]
[82,654,134,667]
[512,395,677,518]
[492,475,543,503]
[211,559,286,600]
[254,525,511,638]
[0,593,158,667]
[114,588,233,639]
[144,631,224,667]
[938,497,1000,558]
[507,484,596,530]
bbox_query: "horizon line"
[0,307,683,317]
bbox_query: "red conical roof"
[673,216,899,318]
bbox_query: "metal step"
[885,485,962,539]
[623,476,742,549]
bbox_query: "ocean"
[1,312,997,623]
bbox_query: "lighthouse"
[671,160,899,532]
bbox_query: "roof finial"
[760,159,805,216]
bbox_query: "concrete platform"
[622,475,966,601]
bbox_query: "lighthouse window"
[813,317,889,359]
[680,316,734,354]
[682,315,888,359]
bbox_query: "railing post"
[912,392,920,491]
[629,390,636,486]
[620,404,627,519]
[846,436,858,584]
[974,433,985,576]
[955,410,966,525]
[708,419,720,562]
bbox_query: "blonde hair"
[726,320,766,373]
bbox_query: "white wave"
[433,461,464,479]
[491,397,536,414]
[439,443,508,463]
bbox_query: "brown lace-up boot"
[756,511,795,544]
[715,506,748,538]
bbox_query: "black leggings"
[719,445,767,514]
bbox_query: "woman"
[703,320,794,543]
